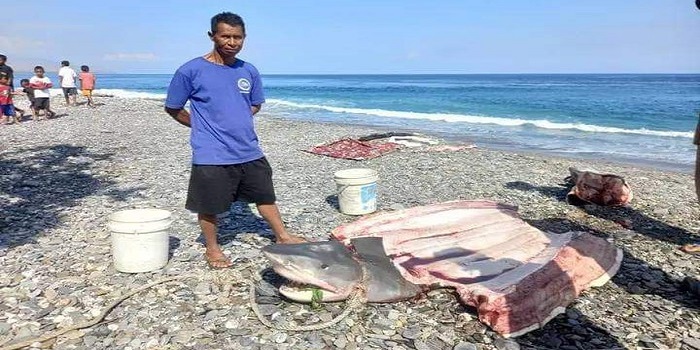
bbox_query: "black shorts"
[185,157,276,214]
[32,98,50,110]
[62,87,77,97]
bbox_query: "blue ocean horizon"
[16,72,699,172]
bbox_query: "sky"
[4,1,699,74]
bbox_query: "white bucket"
[108,209,172,273]
[334,168,379,215]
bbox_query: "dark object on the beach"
[357,132,418,142]
[616,218,633,229]
[262,200,622,338]
[682,276,700,297]
[304,138,399,160]
[565,167,633,206]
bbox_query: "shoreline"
[0,97,698,350]
[265,113,695,175]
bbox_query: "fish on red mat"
[262,200,622,338]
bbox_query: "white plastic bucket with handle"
[108,209,172,273]
[334,168,379,215]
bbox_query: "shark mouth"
[269,263,352,303]
[278,283,349,303]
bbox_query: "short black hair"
[81,65,89,72]
[210,12,245,34]
[34,66,44,71]
[20,78,29,84]
[0,54,6,61]
[61,60,69,66]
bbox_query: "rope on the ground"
[249,265,367,332]
[0,274,196,350]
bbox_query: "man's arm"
[251,104,261,116]
[165,107,191,127]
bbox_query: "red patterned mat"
[304,138,400,160]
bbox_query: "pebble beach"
[1,96,699,350]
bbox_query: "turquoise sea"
[19,73,700,171]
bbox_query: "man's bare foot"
[277,235,308,244]
[205,249,233,269]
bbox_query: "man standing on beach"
[683,115,700,255]
[165,12,306,269]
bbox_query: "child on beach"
[58,60,78,106]
[20,79,37,120]
[79,65,96,107]
[0,72,18,124]
[29,66,56,119]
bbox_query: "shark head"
[261,241,362,302]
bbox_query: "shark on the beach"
[261,200,622,338]
[263,237,423,303]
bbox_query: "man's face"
[34,69,45,77]
[209,22,245,58]
[0,58,5,65]
[0,77,8,85]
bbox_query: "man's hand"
[251,104,261,116]
[165,107,191,127]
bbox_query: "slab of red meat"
[566,167,633,206]
[331,200,622,337]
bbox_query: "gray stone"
[239,337,256,347]
[319,312,333,322]
[129,338,143,348]
[493,338,520,350]
[334,334,348,349]
[272,332,288,344]
[194,282,212,295]
[0,322,11,335]
[545,336,563,348]
[454,341,478,350]
[83,336,98,347]
[683,337,700,350]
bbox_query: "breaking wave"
[267,99,693,138]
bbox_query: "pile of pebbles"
[0,97,698,349]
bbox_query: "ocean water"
[20,73,700,172]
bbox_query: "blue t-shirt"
[165,57,266,165]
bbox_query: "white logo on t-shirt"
[237,78,251,92]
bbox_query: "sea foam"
[267,99,693,139]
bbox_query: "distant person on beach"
[29,66,56,119]
[19,79,37,120]
[164,12,307,269]
[682,114,700,255]
[58,60,78,106]
[0,72,18,124]
[0,54,27,118]
[79,65,96,107]
[0,54,14,90]
[679,111,700,296]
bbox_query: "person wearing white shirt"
[58,60,78,106]
[28,66,56,119]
